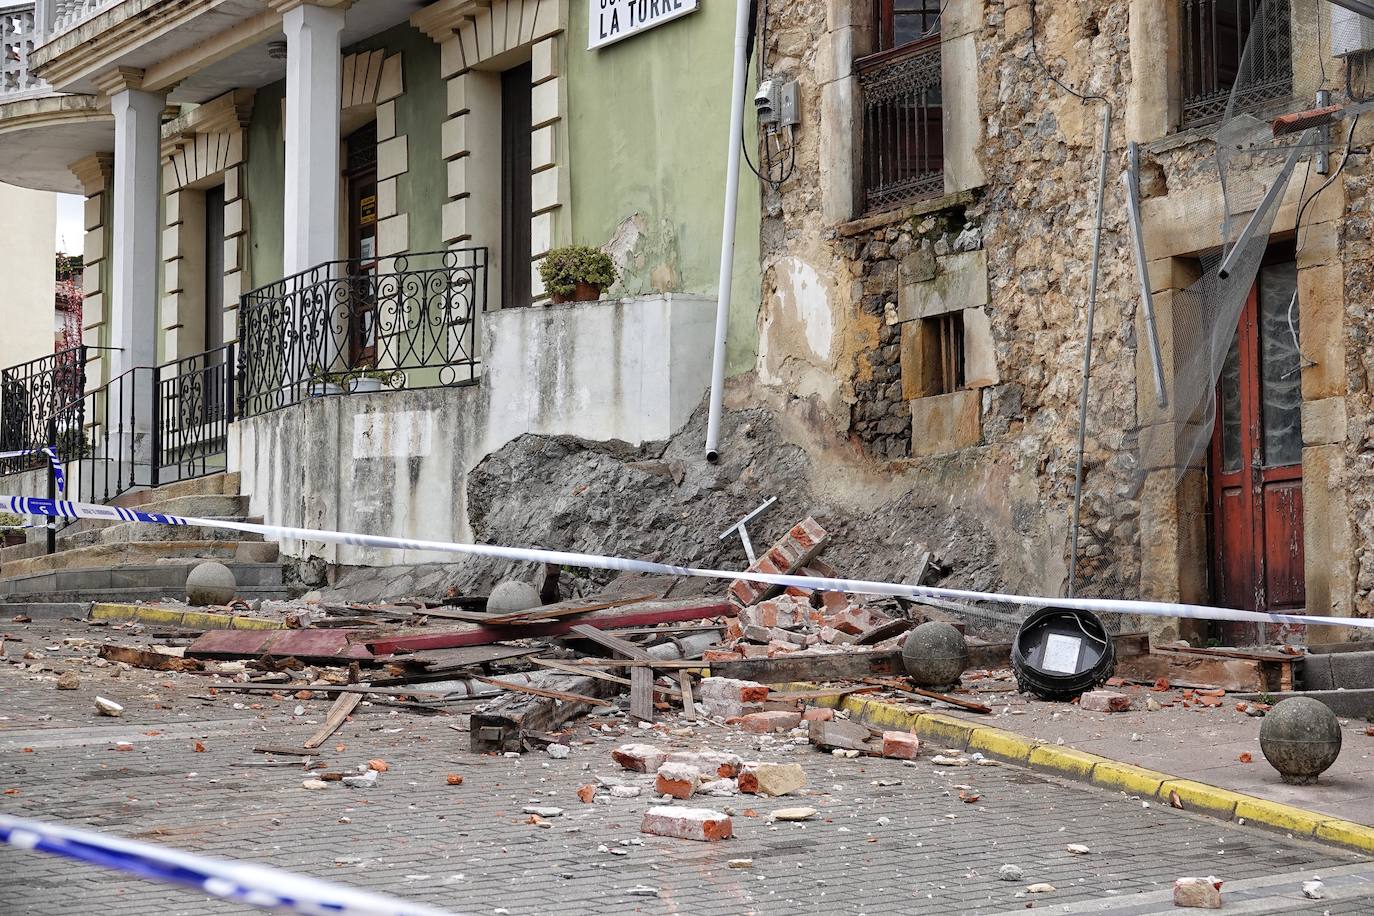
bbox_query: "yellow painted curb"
[787,687,1374,856]
[90,602,282,630]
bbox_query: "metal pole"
[703,0,752,463]
[44,416,56,556]
[1122,142,1168,409]
[1066,103,1112,598]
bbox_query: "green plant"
[537,245,618,298]
[0,511,24,528]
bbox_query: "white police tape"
[0,448,65,494]
[0,815,459,916]
[4,492,1373,634]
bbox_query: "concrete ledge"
[1235,688,1374,718]
[792,687,1374,855]
[89,602,283,630]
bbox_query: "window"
[1180,0,1292,128]
[857,0,943,213]
[907,311,964,398]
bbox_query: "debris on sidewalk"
[1173,876,1223,908]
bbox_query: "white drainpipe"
[703,0,752,463]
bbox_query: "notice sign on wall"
[588,0,698,49]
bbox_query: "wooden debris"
[98,645,203,672]
[708,649,905,684]
[469,675,615,708]
[303,692,363,749]
[678,670,697,721]
[861,677,992,714]
[470,671,621,753]
[529,657,681,699]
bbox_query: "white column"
[282,1,345,276]
[107,82,165,377]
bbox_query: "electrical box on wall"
[779,81,801,127]
[1332,5,1374,56]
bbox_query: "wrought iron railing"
[237,248,488,417]
[156,343,235,484]
[858,36,944,213]
[1181,0,1292,128]
[0,1,44,100]
[0,345,86,474]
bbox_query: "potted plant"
[347,368,406,393]
[306,364,347,397]
[538,245,618,304]
[0,512,26,549]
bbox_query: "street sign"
[588,0,699,49]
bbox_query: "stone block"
[531,210,555,258]
[532,36,558,84]
[941,32,984,194]
[962,306,998,388]
[377,52,404,103]
[1079,690,1131,712]
[377,177,398,220]
[447,72,471,116]
[1298,262,1344,400]
[700,677,769,718]
[909,389,981,457]
[881,731,920,760]
[1302,396,1347,445]
[377,136,408,181]
[224,198,245,238]
[611,743,666,773]
[738,762,806,796]
[377,214,409,257]
[164,189,182,227]
[1172,877,1222,908]
[376,100,397,141]
[84,193,102,231]
[442,115,468,160]
[740,711,802,733]
[531,77,561,129]
[665,750,743,778]
[900,319,942,400]
[442,198,468,244]
[640,806,733,841]
[224,235,242,273]
[224,167,240,202]
[532,165,561,214]
[532,125,556,172]
[895,250,988,322]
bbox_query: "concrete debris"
[546,743,571,759]
[1026,883,1056,894]
[1065,844,1089,855]
[738,762,806,797]
[94,696,123,717]
[1079,690,1131,713]
[56,671,79,689]
[342,770,378,789]
[1172,877,1223,908]
[997,864,1023,881]
[1302,879,1325,899]
[640,806,733,841]
[770,807,817,822]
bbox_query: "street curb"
[800,689,1374,856]
[89,602,283,630]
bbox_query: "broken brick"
[700,678,770,718]
[665,750,744,778]
[881,731,920,760]
[611,743,667,773]
[728,518,830,606]
[738,762,806,796]
[577,784,596,803]
[703,649,743,663]
[1079,691,1131,713]
[655,762,701,799]
[739,710,802,733]
[640,806,734,842]
[1173,877,1222,908]
[801,707,834,722]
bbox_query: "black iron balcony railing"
[0,344,86,475]
[237,247,488,417]
[858,36,944,214]
[1181,0,1292,128]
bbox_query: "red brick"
[665,751,743,778]
[767,640,797,654]
[655,762,700,799]
[703,649,743,663]
[801,707,834,722]
[724,618,743,640]
[820,590,849,614]
[740,644,771,658]
[640,806,733,841]
[739,711,802,733]
[1079,690,1131,713]
[612,743,667,773]
[881,731,920,760]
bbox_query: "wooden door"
[500,63,532,308]
[1209,259,1305,644]
[345,122,379,367]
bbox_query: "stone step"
[92,516,263,547]
[0,540,279,579]
[0,601,91,621]
[1300,652,1374,691]
[0,560,287,602]
[112,472,242,507]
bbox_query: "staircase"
[0,472,290,613]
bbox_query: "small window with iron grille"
[857,0,944,213]
[1180,0,1292,128]
[908,311,965,397]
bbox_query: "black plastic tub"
[1011,606,1116,700]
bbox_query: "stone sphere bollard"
[1258,697,1342,785]
[185,560,237,606]
[486,580,542,614]
[901,621,969,688]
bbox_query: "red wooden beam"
[367,600,734,656]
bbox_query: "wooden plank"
[1169,644,1299,663]
[482,594,655,626]
[708,649,905,684]
[557,658,704,669]
[1115,649,1283,692]
[368,600,734,655]
[861,677,992,714]
[629,667,654,722]
[678,670,696,720]
[567,623,654,660]
[98,645,202,672]
[854,618,914,646]
[252,746,321,756]
[469,675,614,707]
[470,672,621,752]
[529,657,680,699]
[303,691,363,749]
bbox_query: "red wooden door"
[1209,259,1305,645]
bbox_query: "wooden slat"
[861,677,992,714]
[567,623,654,660]
[708,649,905,684]
[629,667,654,722]
[678,670,697,720]
[303,692,363,749]
[469,675,614,707]
[529,657,680,699]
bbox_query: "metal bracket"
[717,496,778,564]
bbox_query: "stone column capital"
[267,0,351,17]
[411,0,488,42]
[92,66,148,97]
[69,152,114,195]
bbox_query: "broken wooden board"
[1116,648,1292,692]
[368,599,733,655]
[529,657,682,699]
[186,630,374,663]
[860,677,992,714]
[707,649,905,684]
[98,645,203,672]
[470,671,621,753]
[965,632,1150,670]
[568,623,655,722]
[479,594,656,626]
[303,692,363,749]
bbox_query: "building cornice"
[411,0,491,42]
[69,151,114,194]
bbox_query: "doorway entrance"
[345,121,379,367]
[501,62,532,308]
[1208,255,1305,644]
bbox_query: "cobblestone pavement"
[1,622,1370,915]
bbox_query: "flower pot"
[350,376,383,393]
[551,282,603,305]
[308,381,345,398]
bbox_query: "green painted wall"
[566,3,762,375]
[246,79,286,289]
[244,23,445,287]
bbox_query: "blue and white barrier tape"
[3,492,1372,633]
[0,448,65,494]
[0,815,459,915]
